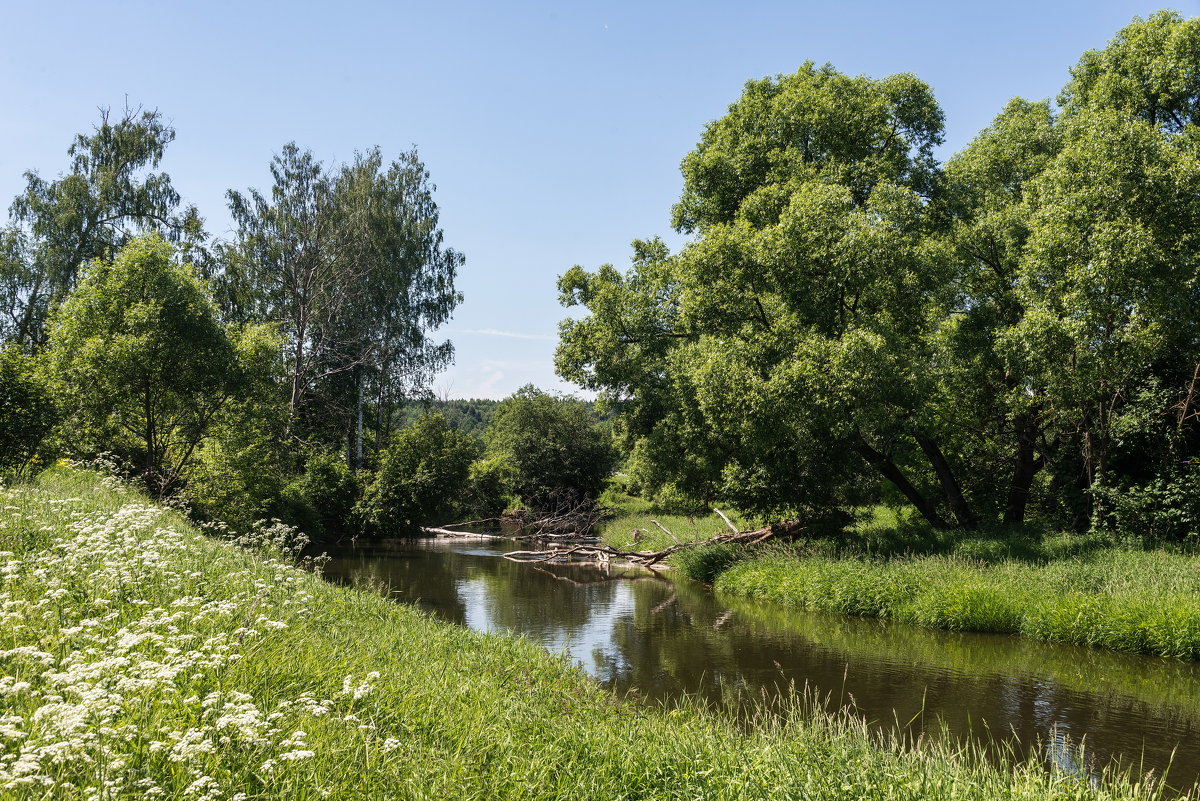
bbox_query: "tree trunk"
[1003,411,1041,525]
[855,440,951,529]
[355,364,364,469]
[913,432,976,529]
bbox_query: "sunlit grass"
[0,468,1176,799]
[712,548,1200,659]
[599,493,1200,660]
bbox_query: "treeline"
[396,399,500,436]
[0,111,613,538]
[558,12,1200,543]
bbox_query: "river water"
[322,536,1200,792]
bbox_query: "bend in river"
[322,537,1200,792]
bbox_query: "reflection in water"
[322,538,1200,791]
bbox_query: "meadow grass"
[0,467,1176,799]
[600,494,1200,660]
[597,489,752,552]
[707,545,1200,659]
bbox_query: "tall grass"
[711,547,1200,659]
[596,493,1200,660]
[0,467,1174,799]
[597,489,752,552]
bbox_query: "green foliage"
[560,14,1200,543]
[183,394,292,534]
[284,449,361,539]
[484,385,617,508]
[1,107,204,347]
[0,348,55,474]
[44,235,253,492]
[560,63,952,526]
[396,398,501,436]
[461,455,514,518]
[1090,465,1200,545]
[1060,10,1200,131]
[220,144,462,458]
[359,413,479,532]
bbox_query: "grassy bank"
[0,468,1172,799]
[710,548,1200,658]
[597,490,751,551]
[599,499,1200,660]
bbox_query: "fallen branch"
[439,517,504,530]
[714,508,739,534]
[502,519,805,570]
[651,519,680,544]
[420,526,507,540]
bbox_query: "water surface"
[322,537,1200,791]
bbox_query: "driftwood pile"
[501,510,804,570]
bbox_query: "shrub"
[183,416,290,533]
[484,385,616,509]
[0,348,55,475]
[359,413,479,533]
[284,449,361,539]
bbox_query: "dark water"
[322,537,1200,792]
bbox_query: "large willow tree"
[559,62,960,527]
[559,12,1200,540]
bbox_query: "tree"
[942,11,1200,531]
[219,144,462,461]
[358,413,479,532]
[1,106,204,348]
[1059,10,1200,132]
[484,385,617,509]
[0,348,55,473]
[560,63,959,528]
[561,17,1200,540]
[45,234,271,493]
[937,98,1063,525]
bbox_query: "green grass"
[710,547,1200,659]
[598,489,752,552]
[599,494,1200,660]
[0,468,1176,799]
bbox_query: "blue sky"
[3,1,1195,398]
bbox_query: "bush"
[359,414,479,534]
[461,456,513,519]
[484,385,616,509]
[1091,467,1200,544]
[283,449,360,539]
[183,414,290,533]
[0,348,55,475]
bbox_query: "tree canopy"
[45,234,273,492]
[559,12,1200,540]
[1,107,204,348]
[219,144,462,461]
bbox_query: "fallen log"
[420,526,507,540]
[502,517,806,570]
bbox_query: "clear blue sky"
[3,1,1195,398]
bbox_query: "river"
[321,536,1200,792]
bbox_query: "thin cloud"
[451,328,555,341]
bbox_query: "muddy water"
[322,537,1200,791]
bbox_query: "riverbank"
[599,501,1200,660]
[0,467,1172,799]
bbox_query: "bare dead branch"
[714,508,739,534]
[651,519,680,544]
